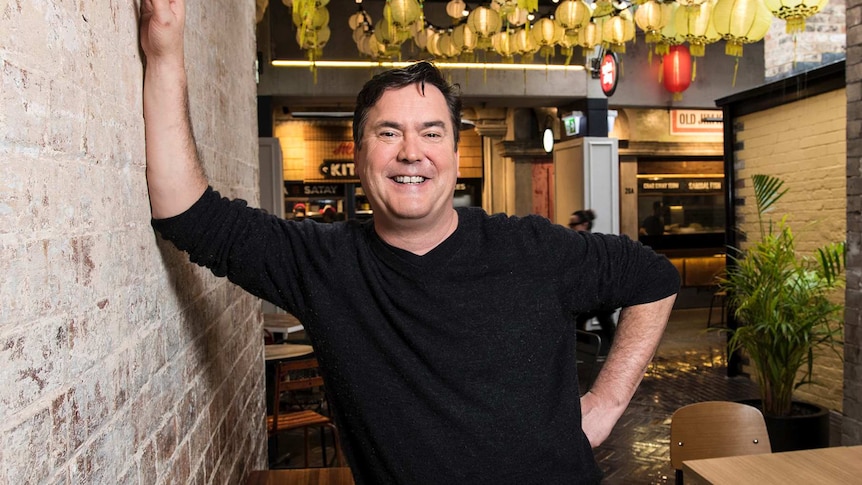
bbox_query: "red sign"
[599,52,619,97]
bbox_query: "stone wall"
[0,2,265,483]
[844,0,862,445]
[733,89,847,411]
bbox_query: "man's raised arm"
[141,0,207,219]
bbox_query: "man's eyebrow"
[372,120,447,131]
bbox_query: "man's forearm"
[592,294,675,404]
[580,293,676,447]
[141,0,207,219]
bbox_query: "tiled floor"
[269,308,773,482]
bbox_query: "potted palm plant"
[720,174,845,451]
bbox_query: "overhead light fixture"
[271,60,585,72]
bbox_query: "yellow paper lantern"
[712,0,772,57]
[384,0,422,30]
[634,0,673,44]
[514,27,539,63]
[446,0,467,20]
[467,5,502,51]
[763,0,829,33]
[577,21,601,54]
[601,10,635,54]
[556,0,592,36]
[674,0,721,57]
[292,4,329,30]
[531,17,564,61]
[467,6,502,38]
[507,7,530,26]
[492,30,517,62]
[653,3,684,56]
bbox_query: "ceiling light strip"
[271,60,585,72]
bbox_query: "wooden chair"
[575,329,604,392]
[670,401,772,484]
[268,357,344,468]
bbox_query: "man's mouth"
[393,176,426,184]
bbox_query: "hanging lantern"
[653,2,684,56]
[634,0,673,44]
[452,23,478,57]
[712,0,772,58]
[384,0,422,30]
[576,21,601,58]
[662,44,692,100]
[446,0,467,20]
[492,30,517,62]
[438,30,460,58]
[763,0,829,33]
[507,7,530,26]
[514,27,539,63]
[601,10,635,54]
[674,0,720,57]
[531,17,564,62]
[556,0,591,36]
[467,6,502,50]
[674,0,720,80]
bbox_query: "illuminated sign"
[599,52,619,97]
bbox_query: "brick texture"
[733,89,847,412]
[0,2,266,483]
[845,0,862,446]
[765,3,847,81]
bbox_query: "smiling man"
[141,1,679,483]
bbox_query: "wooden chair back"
[670,401,771,475]
[268,356,344,467]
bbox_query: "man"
[140,1,678,483]
[640,201,666,236]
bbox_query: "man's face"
[354,84,459,227]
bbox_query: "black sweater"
[152,187,680,485]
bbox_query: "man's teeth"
[394,176,426,184]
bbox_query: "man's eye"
[424,132,442,139]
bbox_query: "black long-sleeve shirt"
[152,187,680,485]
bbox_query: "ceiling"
[257,0,593,111]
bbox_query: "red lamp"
[662,45,692,101]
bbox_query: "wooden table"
[682,445,862,484]
[264,343,315,361]
[246,468,354,485]
[264,313,305,334]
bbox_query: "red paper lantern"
[662,45,692,100]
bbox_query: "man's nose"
[398,133,421,163]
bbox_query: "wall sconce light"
[542,115,556,153]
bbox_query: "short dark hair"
[353,61,462,151]
[571,209,596,230]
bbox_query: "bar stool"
[707,290,726,328]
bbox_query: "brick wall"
[844,0,862,445]
[765,2,847,81]
[0,2,266,483]
[733,89,847,411]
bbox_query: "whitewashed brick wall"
[733,89,847,412]
[0,2,265,483]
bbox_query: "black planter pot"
[738,399,830,452]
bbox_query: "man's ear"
[456,150,461,178]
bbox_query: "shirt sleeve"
[150,186,315,311]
